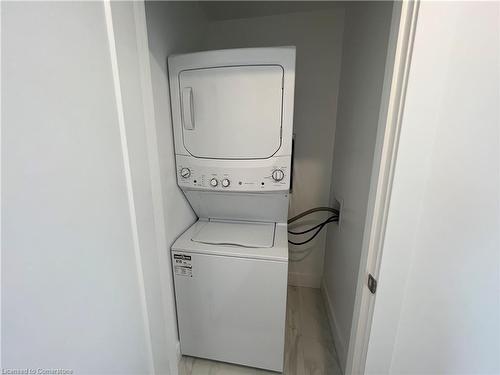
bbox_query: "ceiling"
[199,1,347,21]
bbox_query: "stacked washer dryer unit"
[168,47,295,372]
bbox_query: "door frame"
[345,2,420,374]
[113,0,421,373]
[105,1,186,374]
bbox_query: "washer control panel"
[176,155,290,192]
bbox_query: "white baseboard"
[321,278,347,373]
[288,271,321,288]
[175,341,182,373]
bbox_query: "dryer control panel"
[176,155,290,193]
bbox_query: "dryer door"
[179,65,283,159]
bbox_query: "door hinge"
[368,274,377,294]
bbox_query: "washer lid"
[191,220,275,248]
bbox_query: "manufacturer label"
[173,254,192,277]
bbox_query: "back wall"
[204,9,345,287]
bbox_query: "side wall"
[2,2,153,373]
[144,1,204,241]
[204,9,345,288]
[366,2,500,373]
[321,2,394,369]
[143,1,208,371]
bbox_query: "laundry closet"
[143,1,396,373]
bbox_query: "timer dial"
[210,178,218,187]
[180,168,191,179]
[272,169,285,182]
[222,179,230,188]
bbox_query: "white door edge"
[111,2,185,375]
[345,2,420,374]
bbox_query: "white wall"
[366,2,500,373]
[321,2,394,370]
[144,0,205,248]
[204,9,345,288]
[2,2,153,373]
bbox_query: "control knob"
[222,179,230,188]
[180,168,191,179]
[210,178,218,187]
[272,169,285,182]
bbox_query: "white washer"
[168,47,295,372]
[172,220,288,371]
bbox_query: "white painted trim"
[345,2,420,374]
[103,2,155,374]
[321,279,347,374]
[0,2,3,353]
[176,341,182,369]
[130,3,183,375]
[288,271,321,288]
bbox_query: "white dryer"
[168,47,295,372]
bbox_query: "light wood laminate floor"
[179,286,342,375]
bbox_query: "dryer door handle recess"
[182,87,195,130]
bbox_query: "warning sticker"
[173,254,193,277]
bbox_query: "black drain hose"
[288,207,339,246]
